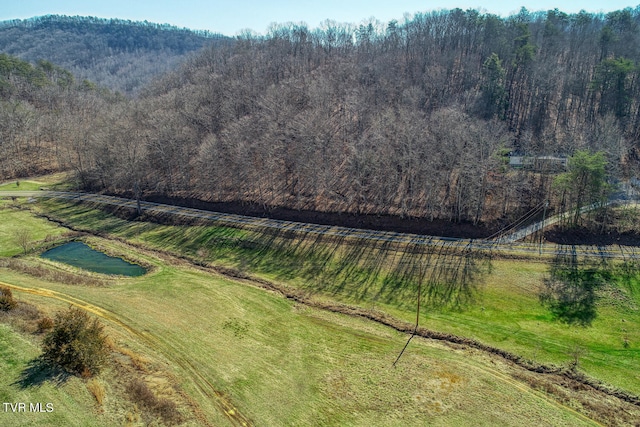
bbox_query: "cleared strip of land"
[2,190,638,260]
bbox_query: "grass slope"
[0,323,110,426]
[36,199,640,397]
[0,200,616,425]
[0,173,71,192]
[0,260,599,426]
[0,200,67,257]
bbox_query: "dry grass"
[0,258,107,287]
[36,316,54,333]
[512,369,640,427]
[0,299,44,334]
[126,378,182,425]
[87,378,106,406]
[0,286,17,311]
[124,411,141,427]
[113,345,151,372]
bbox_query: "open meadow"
[4,5,640,426]
[0,190,638,425]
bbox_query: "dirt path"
[2,279,606,426]
[0,280,253,427]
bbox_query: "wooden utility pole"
[392,261,424,367]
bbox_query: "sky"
[1,0,639,36]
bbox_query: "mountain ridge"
[0,14,230,94]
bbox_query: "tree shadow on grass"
[13,355,70,389]
[377,239,491,311]
[186,218,492,313]
[540,246,609,326]
[231,224,494,312]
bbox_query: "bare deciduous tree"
[12,228,33,255]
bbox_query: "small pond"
[41,241,146,277]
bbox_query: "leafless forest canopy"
[2,8,640,230]
[0,15,227,94]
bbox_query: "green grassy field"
[0,323,112,427]
[0,192,638,425]
[0,250,601,426]
[35,198,640,396]
[0,200,68,257]
[0,173,72,192]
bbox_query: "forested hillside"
[4,8,640,232]
[78,8,639,226]
[0,53,119,178]
[0,15,228,94]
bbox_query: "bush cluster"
[0,286,17,311]
[41,306,108,377]
[127,379,182,425]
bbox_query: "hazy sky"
[2,0,638,36]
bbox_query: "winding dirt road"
[0,280,253,427]
[1,280,604,427]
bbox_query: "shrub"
[36,316,54,333]
[127,379,182,425]
[155,398,181,425]
[41,306,108,377]
[0,286,17,311]
[127,379,156,407]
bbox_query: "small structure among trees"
[509,154,567,171]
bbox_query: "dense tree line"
[85,8,639,225]
[0,15,229,94]
[0,54,119,178]
[4,8,640,229]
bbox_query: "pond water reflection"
[41,241,146,277]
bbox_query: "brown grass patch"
[36,316,54,333]
[126,378,182,425]
[0,258,107,286]
[0,299,44,334]
[0,286,17,311]
[112,345,151,372]
[512,370,640,425]
[87,378,106,406]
